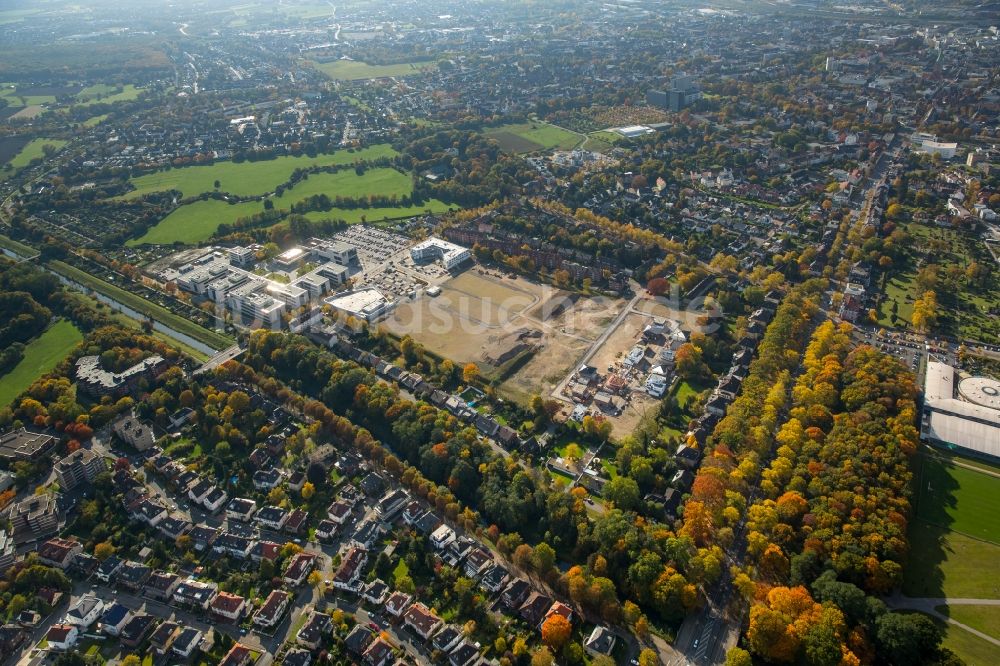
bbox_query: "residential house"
[283,650,311,666]
[253,590,290,629]
[171,627,203,659]
[385,591,413,618]
[584,625,616,658]
[431,625,463,653]
[363,638,394,666]
[403,602,443,641]
[449,641,481,666]
[219,643,256,666]
[99,603,132,637]
[479,564,509,593]
[95,556,123,583]
[227,498,257,522]
[283,552,315,587]
[64,596,104,628]
[36,537,82,569]
[117,561,152,592]
[296,611,332,650]
[255,505,289,531]
[363,579,389,605]
[502,579,531,609]
[519,592,553,627]
[375,489,409,521]
[327,500,353,525]
[44,624,79,651]
[149,621,180,656]
[173,579,218,610]
[463,547,493,579]
[345,625,374,656]
[211,592,247,623]
[120,614,157,648]
[333,546,367,592]
[145,571,181,602]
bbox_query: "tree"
[911,291,938,333]
[531,647,555,666]
[121,657,141,666]
[638,649,659,666]
[875,613,942,665]
[604,476,640,510]
[301,482,315,500]
[541,614,572,650]
[94,541,116,561]
[463,362,480,384]
[533,542,556,574]
[675,343,704,379]
[725,647,752,666]
[307,570,324,588]
[513,544,534,571]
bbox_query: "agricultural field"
[311,59,438,80]
[0,320,82,408]
[483,122,582,153]
[3,137,68,169]
[117,144,397,200]
[904,450,1000,601]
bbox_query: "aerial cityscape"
[0,1,998,665]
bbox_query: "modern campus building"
[325,288,395,323]
[409,237,471,270]
[922,361,1000,460]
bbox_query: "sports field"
[904,451,1000,601]
[0,320,82,408]
[915,453,1000,543]
[119,144,398,200]
[484,122,582,153]
[5,138,68,169]
[910,610,1000,666]
[302,199,454,225]
[312,59,437,80]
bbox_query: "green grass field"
[904,522,1000,599]
[81,113,109,128]
[940,605,1000,641]
[48,260,233,351]
[5,138,68,169]
[74,84,142,106]
[132,166,448,245]
[129,198,263,245]
[118,144,397,200]
[0,320,82,408]
[0,233,39,258]
[484,122,582,153]
[915,453,1000,544]
[312,59,437,80]
[905,610,1000,666]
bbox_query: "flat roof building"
[922,361,1000,460]
[325,288,394,323]
[410,237,471,270]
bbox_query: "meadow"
[5,138,68,169]
[0,320,82,408]
[483,121,582,153]
[130,166,450,245]
[118,144,397,200]
[312,59,437,80]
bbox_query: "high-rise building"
[54,448,107,490]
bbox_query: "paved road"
[194,344,245,375]
[885,595,1000,648]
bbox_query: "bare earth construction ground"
[386,269,625,403]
